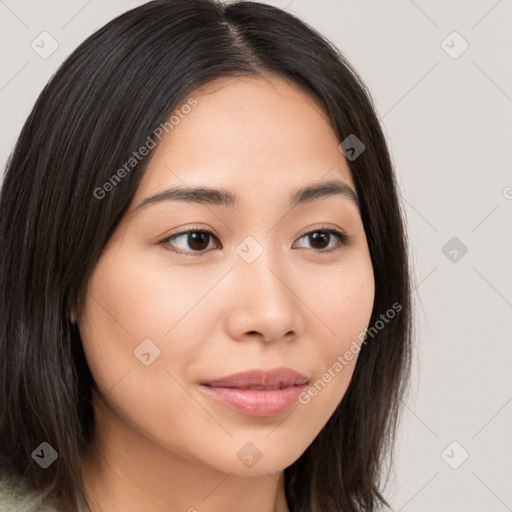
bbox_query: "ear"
[68,306,77,324]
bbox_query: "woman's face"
[79,75,375,476]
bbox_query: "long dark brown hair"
[0,1,412,510]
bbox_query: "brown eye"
[307,231,331,250]
[293,228,351,253]
[161,229,220,256]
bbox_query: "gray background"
[1,0,511,510]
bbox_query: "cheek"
[294,250,374,422]
[80,243,217,346]
[78,246,199,394]
[78,249,214,455]
[78,241,231,411]
[306,248,375,351]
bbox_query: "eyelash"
[159,224,353,257]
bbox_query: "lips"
[199,367,310,417]
[201,367,310,389]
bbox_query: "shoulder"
[0,474,63,512]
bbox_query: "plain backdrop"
[1,1,511,510]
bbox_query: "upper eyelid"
[163,225,346,242]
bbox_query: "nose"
[224,249,305,344]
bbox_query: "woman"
[0,1,412,511]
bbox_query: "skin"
[77,74,375,512]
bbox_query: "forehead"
[132,74,355,206]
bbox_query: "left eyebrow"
[289,180,359,209]
[134,179,359,211]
